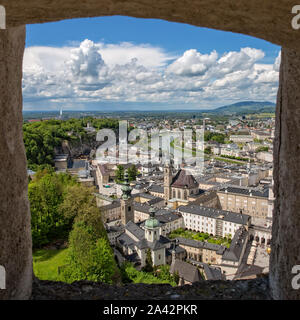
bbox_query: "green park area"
[168,228,232,248]
[33,248,178,286]
[121,263,178,286]
[33,248,69,282]
[214,156,247,165]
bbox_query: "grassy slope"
[33,248,177,286]
[33,248,69,281]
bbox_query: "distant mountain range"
[23,101,276,117]
[209,101,276,115]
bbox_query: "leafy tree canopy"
[24,118,119,169]
[127,164,138,182]
[29,170,78,248]
[60,219,120,284]
[115,165,125,182]
[29,168,103,248]
[204,132,227,144]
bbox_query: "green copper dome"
[145,218,159,229]
[145,208,159,229]
[121,170,132,200]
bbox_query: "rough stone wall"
[1,0,300,51]
[31,275,271,300]
[0,26,32,300]
[54,134,103,158]
[270,48,300,300]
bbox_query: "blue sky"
[23,16,281,111]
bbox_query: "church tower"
[144,208,165,266]
[144,208,160,242]
[120,170,134,225]
[164,162,173,204]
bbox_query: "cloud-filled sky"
[23,16,281,111]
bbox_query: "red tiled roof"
[171,169,198,189]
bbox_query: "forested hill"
[210,101,276,115]
[23,118,119,170]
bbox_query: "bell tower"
[144,208,160,242]
[120,170,134,225]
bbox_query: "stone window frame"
[0,3,299,300]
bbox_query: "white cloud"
[97,42,175,69]
[22,40,280,110]
[215,48,264,76]
[23,46,71,73]
[67,39,106,79]
[167,49,218,76]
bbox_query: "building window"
[178,190,181,199]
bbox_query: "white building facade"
[178,205,251,238]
